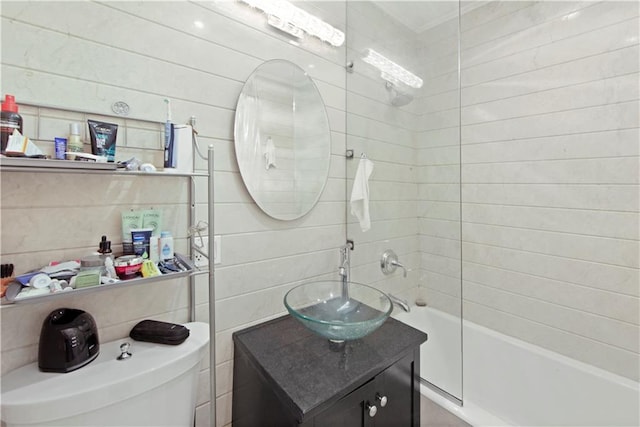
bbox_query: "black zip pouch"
[129,320,190,345]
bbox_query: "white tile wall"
[1,2,347,426]
[344,1,421,309]
[460,0,640,381]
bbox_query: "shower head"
[385,81,413,107]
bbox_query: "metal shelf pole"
[208,145,216,426]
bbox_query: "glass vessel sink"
[284,281,393,342]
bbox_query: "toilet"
[1,321,209,427]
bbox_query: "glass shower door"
[344,1,462,401]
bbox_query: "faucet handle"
[381,250,409,278]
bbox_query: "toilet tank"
[1,322,209,427]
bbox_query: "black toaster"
[38,308,99,373]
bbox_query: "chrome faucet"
[339,243,351,300]
[388,294,410,312]
[339,245,350,282]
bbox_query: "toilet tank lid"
[1,321,209,425]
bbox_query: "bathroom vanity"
[232,315,427,426]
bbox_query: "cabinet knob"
[366,402,377,417]
[376,393,388,407]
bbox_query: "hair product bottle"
[1,95,23,153]
[67,122,83,160]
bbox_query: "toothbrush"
[164,98,173,167]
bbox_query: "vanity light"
[238,0,345,47]
[362,48,423,89]
[267,13,304,39]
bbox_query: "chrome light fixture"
[238,0,345,47]
[362,48,423,89]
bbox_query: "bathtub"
[394,306,640,426]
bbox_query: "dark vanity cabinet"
[232,315,427,426]
[312,352,416,427]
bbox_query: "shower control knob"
[366,402,377,417]
[376,393,388,407]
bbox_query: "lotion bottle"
[160,231,174,261]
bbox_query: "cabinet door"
[372,354,416,427]
[313,380,376,427]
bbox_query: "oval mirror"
[234,59,332,220]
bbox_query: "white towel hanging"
[264,136,276,170]
[350,157,374,232]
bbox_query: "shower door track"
[420,377,463,407]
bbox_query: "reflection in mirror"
[234,59,332,220]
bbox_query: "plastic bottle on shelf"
[66,122,83,160]
[1,95,23,153]
[97,235,113,261]
[149,235,160,263]
[159,231,174,261]
[104,256,117,280]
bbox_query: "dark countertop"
[233,314,427,422]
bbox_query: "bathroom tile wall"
[344,1,422,301]
[1,2,347,425]
[459,1,639,381]
[414,7,463,317]
[342,0,465,317]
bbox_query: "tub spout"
[388,293,410,312]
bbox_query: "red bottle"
[1,94,23,153]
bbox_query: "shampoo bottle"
[67,122,83,160]
[1,95,23,153]
[159,231,174,261]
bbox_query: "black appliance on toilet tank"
[38,308,99,373]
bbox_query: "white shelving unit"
[0,146,217,424]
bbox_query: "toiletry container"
[1,322,209,427]
[150,235,160,263]
[67,122,83,160]
[98,235,113,261]
[1,94,23,153]
[160,231,174,261]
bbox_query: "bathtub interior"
[393,305,640,427]
[464,319,640,427]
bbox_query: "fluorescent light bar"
[238,0,345,47]
[362,49,423,89]
[267,14,304,39]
